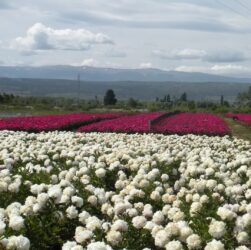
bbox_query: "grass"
[223,117,251,142]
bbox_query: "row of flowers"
[0,131,251,249]
[225,113,251,126]
[78,112,230,136]
[152,113,231,136]
[0,113,123,132]
[77,112,163,133]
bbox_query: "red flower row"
[0,112,232,135]
[225,113,251,126]
[77,112,163,133]
[152,112,230,136]
[0,113,123,132]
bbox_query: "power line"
[215,0,251,20]
[235,0,251,13]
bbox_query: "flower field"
[152,113,230,136]
[77,112,163,133]
[225,113,251,126]
[0,131,251,249]
[0,113,122,132]
[0,112,232,136]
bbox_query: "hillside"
[0,65,251,83]
[0,77,250,101]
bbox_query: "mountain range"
[0,65,250,101]
[0,65,251,83]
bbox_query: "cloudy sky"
[1,0,251,76]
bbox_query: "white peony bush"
[0,131,250,249]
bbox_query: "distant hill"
[0,65,251,83]
[0,77,250,101]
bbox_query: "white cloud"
[175,65,207,73]
[139,62,152,68]
[154,48,247,63]
[11,23,113,51]
[176,48,207,59]
[211,64,249,73]
[153,48,207,60]
[81,58,97,67]
[204,51,246,63]
[175,64,249,75]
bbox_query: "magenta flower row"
[0,113,123,132]
[78,112,230,136]
[77,112,163,133]
[151,113,230,135]
[225,113,251,126]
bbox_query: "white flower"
[66,206,78,219]
[190,202,202,216]
[150,191,161,201]
[165,240,183,250]
[71,246,84,250]
[242,213,251,228]
[62,241,78,250]
[154,229,169,247]
[132,216,147,229]
[204,240,224,250]
[217,207,236,221]
[111,220,128,232]
[186,234,201,249]
[71,196,84,208]
[48,185,62,202]
[209,220,226,239]
[86,241,113,250]
[0,220,6,235]
[179,226,193,241]
[9,215,24,231]
[165,222,179,237]
[106,230,122,245]
[6,235,30,250]
[237,231,249,244]
[85,216,102,231]
[152,211,165,225]
[75,226,93,244]
[95,168,106,178]
[88,195,98,206]
[235,246,249,250]
[37,193,49,205]
[79,211,90,224]
[143,204,153,218]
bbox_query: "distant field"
[0,77,250,101]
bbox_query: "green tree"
[237,86,251,107]
[180,92,187,102]
[127,98,138,108]
[220,95,224,106]
[166,94,171,103]
[104,89,117,106]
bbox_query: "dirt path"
[223,117,251,142]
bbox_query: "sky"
[0,0,251,76]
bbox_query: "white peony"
[204,240,224,250]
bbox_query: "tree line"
[0,87,250,113]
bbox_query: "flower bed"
[0,131,250,249]
[78,112,164,133]
[225,113,251,126]
[152,112,230,136]
[0,113,123,132]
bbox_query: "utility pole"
[77,73,80,105]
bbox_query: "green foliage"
[104,89,117,106]
[237,86,251,107]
